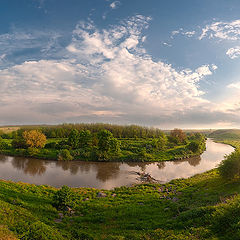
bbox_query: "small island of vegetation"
[0,124,206,162]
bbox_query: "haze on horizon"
[1,0,240,129]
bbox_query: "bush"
[11,137,28,149]
[27,147,40,157]
[187,141,200,153]
[218,150,240,180]
[58,149,73,161]
[44,142,57,149]
[21,221,64,240]
[53,185,77,210]
[0,138,10,150]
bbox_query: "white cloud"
[226,46,240,59]
[200,19,240,40]
[110,1,120,9]
[183,31,196,37]
[162,42,172,47]
[171,29,196,38]
[0,15,220,126]
[212,64,218,70]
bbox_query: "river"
[0,139,234,189]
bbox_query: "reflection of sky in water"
[0,139,234,189]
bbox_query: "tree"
[0,137,9,150]
[170,128,186,143]
[67,129,79,149]
[96,130,120,160]
[58,149,73,161]
[97,130,113,152]
[152,133,168,150]
[218,150,240,180]
[187,141,200,153]
[79,130,92,149]
[53,185,76,210]
[22,130,46,148]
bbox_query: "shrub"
[58,149,73,161]
[187,141,200,153]
[22,221,64,240]
[218,150,240,180]
[11,137,28,149]
[44,142,57,149]
[27,147,40,157]
[53,185,76,210]
[0,138,10,150]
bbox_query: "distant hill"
[208,129,240,140]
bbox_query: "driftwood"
[133,171,160,183]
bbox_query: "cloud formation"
[200,19,240,40]
[226,46,240,59]
[0,15,222,127]
[110,1,120,9]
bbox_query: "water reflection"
[0,139,234,189]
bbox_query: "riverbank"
[0,139,232,189]
[0,137,206,162]
[0,166,240,239]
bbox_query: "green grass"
[209,129,240,140]
[0,167,240,239]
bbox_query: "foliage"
[53,185,76,210]
[170,128,186,143]
[20,221,65,240]
[44,142,57,149]
[0,137,10,150]
[11,137,28,149]
[67,129,79,149]
[27,147,40,157]
[218,150,240,179]
[17,123,166,139]
[187,141,200,153]
[95,130,121,160]
[1,126,206,162]
[58,149,73,161]
[79,130,92,149]
[23,130,47,148]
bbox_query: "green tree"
[0,137,9,150]
[187,141,200,153]
[67,129,79,149]
[79,130,92,149]
[218,150,240,180]
[58,149,73,161]
[97,130,113,152]
[53,185,76,210]
[96,130,120,160]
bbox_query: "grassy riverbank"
[0,137,205,162]
[0,125,206,162]
[0,167,239,239]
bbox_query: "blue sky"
[1,0,240,128]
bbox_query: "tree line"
[1,123,166,139]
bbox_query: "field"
[0,127,19,134]
[208,129,240,140]
[0,167,240,239]
[0,133,238,239]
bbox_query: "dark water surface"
[0,139,234,189]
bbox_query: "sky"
[1,0,240,128]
